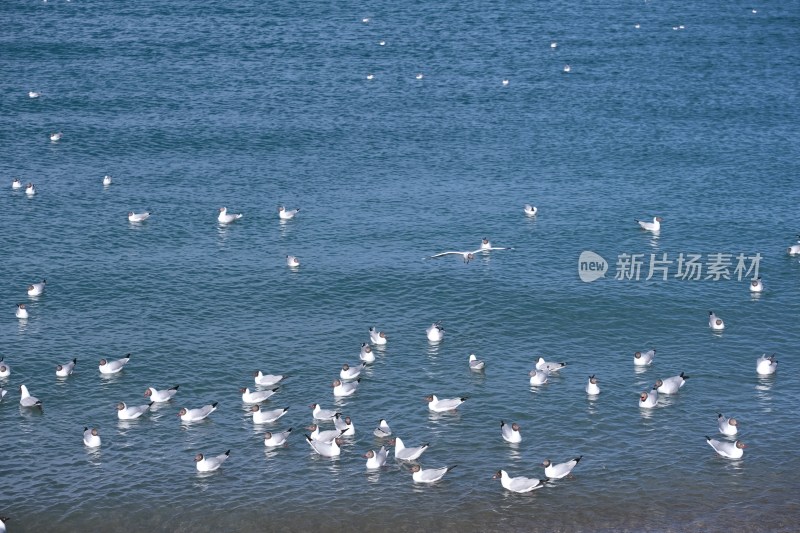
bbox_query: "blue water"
[2,0,799,531]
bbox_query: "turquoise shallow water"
[1,0,799,531]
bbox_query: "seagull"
[0,358,10,377]
[639,387,658,409]
[416,73,424,80]
[27,280,46,296]
[19,385,42,408]
[29,91,41,98]
[535,357,566,373]
[310,403,338,421]
[56,358,77,377]
[264,428,292,447]
[340,362,366,381]
[240,387,278,403]
[787,236,800,256]
[749,277,763,293]
[426,322,445,342]
[195,450,230,472]
[529,369,549,386]
[0,516,8,533]
[378,40,386,46]
[332,378,359,397]
[502,79,509,86]
[217,207,243,224]
[15,304,28,319]
[25,183,36,196]
[362,17,370,23]
[542,456,582,479]
[634,23,640,29]
[144,385,180,402]
[392,437,429,461]
[633,349,655,366]
[366,74,374,80]
[286,255,300,268]
[524,204,538,216]
[425,394,467,412]
[102,175,112,186]
[468,354,485,371]
[655,372,689,394]
[0,387,6,400]
[494,470,547,493]
[501,421,522,443]
[709,311,725,331]
[411,464,456,483]
[585,375,600,395]
[83,427,101,448]
[128,211,151,222]
[373,419,392,438]
[306,435,343,457]
[11,178,22,189]
[307,424,345,443]
[334,413,355,436]
[756,354,777,375]
[359,343,375,363]
[251,405,289,424]
[706,437,746,459]
[636,216,662,232]
[253,371,285,387]
[364,446,388,469]
[117,401,152,420]
[718,413,738,436]
[563,64,571,73]
[278,206,300,220]
[427,250,481,263]
[369,326,387,345]
[178,402,218,422]
[99,354,131,374]
[479,238,513,252]
[50,132,62,142]
[550,41,557,49]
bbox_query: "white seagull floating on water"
[636,216,662,232]
[426,322,445,342]
[709,311,725,331]
[306,435,342,457]
[359,343,375,363]
[369,326,387,345]
[656,372,689,394]
[718,413,738,436]
[494,470,547,493]
[392,437,429,461]
[756,354,777,376]
[340,362,365,381]
[787,236,800,256]
[29,91,41,98]
[178,402,218,422]
[250,405,289,424]
[426,394,467,412]
[99,354,130,374]
[286,255,300,268]
[264,428,292,447]
[334,413,355,436]
[479,238,513,252]
[50,132,62,142]
[195,450,230,472]
[83,427,101,448]
[585,375,600,395]
[332,378,359,397]
[639,387,658,408]
[529,369,549,386]
[16,303,29,319]
[25,183,36,196]
[278,206,300,220]
[128,211,151,223]
[501,421,522,443]
[11,178,22,189]
[633,349,655,366]
[144,385,180,402]
[27,279,46,296]
[116,401,152,420]
[749,277,763,293]
[56,358,77,377]
[0,358,10,377]
[240,387,278,403]
[411,464,456,483]
[542,456,582,479]
[535,357,566,373]
[373,419,392,438]
[468,354,485,371]
[706,437,746,459]
[523,204,538,216]
[102,175,112,186]
[217,207,243,224]
[307,425,345,444]
[19,385,42,408]
[253,371,285,387]
[310,403,338,421]
[364,446,388,469]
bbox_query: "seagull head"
[639,392,649,402]
[541,459,551,467]
[177,408,187,417]
[194,453,204,462]
[363,450,375,459]
[736,441,747,449]
[116,402,126,411]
